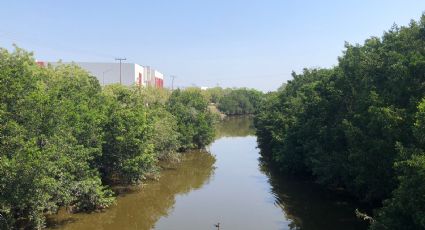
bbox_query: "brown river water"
[47,116,368,230]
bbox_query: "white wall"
[45,62,162,87]
[75,62,136,86]
[143,66,154,86]
[154,70,164,80]
[134,64,145,86]
[48,62,138,86]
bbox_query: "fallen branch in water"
[355,209,375,224]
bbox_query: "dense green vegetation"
[201,86,229,104]
[254,15,425,229]
[167,88,216,150]
[201,87,264,115]
[217,88,263,115]
[0,47,215,229]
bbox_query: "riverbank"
[47,117,368,230]
[0,50,216,229]
[253,16,425,229]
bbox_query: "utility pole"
[115,57,126,84]
[214,223,220,230]
[102,69,112,86]
[170,75,176,90]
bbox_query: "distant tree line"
[254,15,425,229]
[202,87,264,115]
[0,47,215,229]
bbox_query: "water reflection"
[48,117,367,230]
[216,117,367,230]
[259,158,368,230]
[47,151,216,230]
[154,135,288,230]
[215,116,255,138]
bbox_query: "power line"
[170,75,177,90]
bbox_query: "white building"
[143,66,164,88]
[37,61,164,88]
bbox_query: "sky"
[1,1,424,92]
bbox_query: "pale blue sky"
[1,1,424,91]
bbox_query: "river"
[47,116,367,230]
